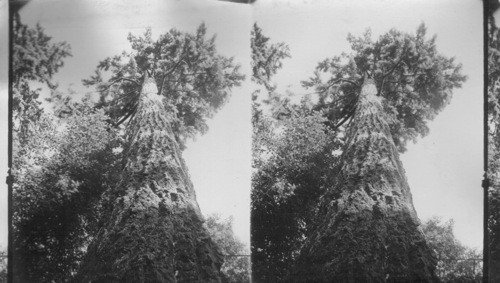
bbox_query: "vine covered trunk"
[293,78,438,282]
[75,76,222,282]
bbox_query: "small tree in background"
[9,13,116,283]
[422,217,483,282]
[205,214,250,283]
[251,23,343,281]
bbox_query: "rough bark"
[75,76,223,283]
[293,78,438,282]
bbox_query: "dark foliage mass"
[13,107,121,282]
[252,109,339,281]
[10,13,118,282]
[250,23,341,281]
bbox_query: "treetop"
[303,23,467,151]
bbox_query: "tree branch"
[306,78,360,98]
[379,46,409,93]
[106,77,141,89]
[106,90,139,105]
[114,102,139,127]
[332,106,356,130]
[312,94,350,111]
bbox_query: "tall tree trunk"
[75,76,223,283]
[293,78,438,282]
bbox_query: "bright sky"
[0,0,484,259]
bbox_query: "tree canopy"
[83,24,244,148]
[12,13,71,144]
[251,23,290,93]
[302,23,466,151]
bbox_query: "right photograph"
[251,0,483,282]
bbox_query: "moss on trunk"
[75,76,222,283]
[293,78,438,282]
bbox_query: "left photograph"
[7,0,251,282]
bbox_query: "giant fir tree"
[294,77,438,281]
[251,23,465,281]
[75,25,243,282]
[291,24,466,281]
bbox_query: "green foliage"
[83,24,244,148]
[251,24,342,281]
[9,15,116,282]
[303,23,466,151]
[12,13,71,144]
[422,217,483,282]
[252,109,339,281]
[205,214,250,283]
[251,23,290,92]
[13,105,121,282]
[0,249,6,283]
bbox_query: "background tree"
[251,23,344,281]
[251,23,290,94]
[205,214,250,283]
[9,13,117,283]
[75,25,243,282]
[422,217,483,282]
[487,3,500,281]
[13,104,120,282]
[252,106,340,281]
[12,13,71,144]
